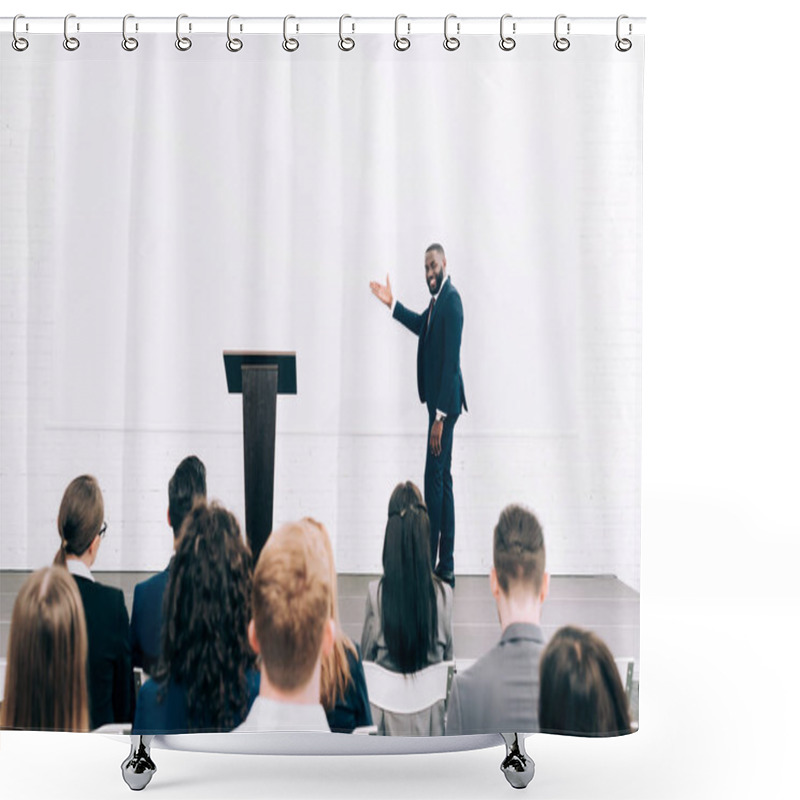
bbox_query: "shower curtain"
[0,22,642,589]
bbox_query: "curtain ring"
[283,15,299,52]
[338,14,355,51]
[176,14,192,51]
[63,13,80,51]
[443,13,460,51]
[499,14,516,51]
[122,14,138,51]
[615,15,632,52]
[394,14,410,51]
[553,14,570,51]
[226,15,243,52]
[12,15,29,52]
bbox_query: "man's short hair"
[425,243,445,258]
[252,520,332,692]
[493,504,546,594]
[168,456,207,536]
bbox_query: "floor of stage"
[0,571,639,722]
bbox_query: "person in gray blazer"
[361,481,453,674]
[445,505,548,735]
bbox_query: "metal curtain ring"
[122,14,138,51]
[12,14,29,51]
[176,14,192,51]
[63,13,80,51]
[499,14,516,51]
[226,15,243,52]
[338,14,355,51]
[615,15,632,52]
[553,14,570,52]
[394,14,410,51]
[443,14,460,51]
[283,15,299,52]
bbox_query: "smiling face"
[424,248,446,296]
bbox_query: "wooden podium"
[224,351,297,562]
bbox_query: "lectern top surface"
[223,351,297,395]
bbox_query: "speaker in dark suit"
[370,244,467,585]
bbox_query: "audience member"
[130,455,207,674]
[1,567,89,731]
[54,475,134,728]
[446,504,548,735]
[539,625,632,736]
[234,519,334,732]
[133,500,258,733]
[361,481,453,674]
[305,517,372,733]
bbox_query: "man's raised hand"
[369,274,393,308]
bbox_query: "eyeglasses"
[98,522,108,539]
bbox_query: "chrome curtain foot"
[121,735,156,791]
[500,733,535,790]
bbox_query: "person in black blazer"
[54,475,134,729]
[370,244,467,586]
[130,455,207,675]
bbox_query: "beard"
[428,271,443,295]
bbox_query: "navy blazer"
[72,575,135,728]
[130,562,171,675]
[393,277,467,416]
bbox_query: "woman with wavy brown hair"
[1,566,89,731]
[133,500,258,733]
[54,474,133,728]
[305,518,372,733]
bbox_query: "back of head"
[1,567,89,731]
[302,517,356,710]
[381,481,439,674]
[160,500,253,730]
[54,475,104,566]
[168,455,207,537]
[493,504,545,596]
[252,520,332,693]
[538,626,632,736]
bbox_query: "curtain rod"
[2,16,646,37]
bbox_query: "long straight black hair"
[379,481,444,674]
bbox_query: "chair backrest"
[362,661,453,714]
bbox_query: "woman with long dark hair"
[538,625,632,736]
[133,500,258,733]
[53,474,133,728]
[361,481,453,674]
[1,566,89,731]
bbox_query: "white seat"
[362,661,453,714]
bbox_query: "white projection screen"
[1,33,641,588]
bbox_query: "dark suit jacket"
[326,641,373,733]
[73,575,135,728]
[445,622,545,735]
[130,562,171,675]
[393,277,467,416]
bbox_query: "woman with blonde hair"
[1,566,89,731]
[54,474,134,728]
[305,517,372,733]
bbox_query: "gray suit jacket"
[360,578,454,672]
[445,622,545,735]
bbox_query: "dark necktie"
[426,297,435,333]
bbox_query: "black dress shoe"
[435,567,455,588]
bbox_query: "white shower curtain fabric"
[0,32,642,588]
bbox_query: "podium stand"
[224,351,297,562]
